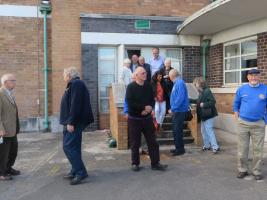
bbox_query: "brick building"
[177,0,267,141]
[0,0,210,132]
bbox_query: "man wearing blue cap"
[233,69,267,180]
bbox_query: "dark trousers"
[172,112,186,153]
[0,135,18,176]
[128,117,160,166]
[63,125,87,177]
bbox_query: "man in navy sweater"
[233,69,267,180]
[60,67,94,185]
[169,69,189,156]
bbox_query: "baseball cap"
[247,69,260,74]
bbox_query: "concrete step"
[157,136,194,145]
[157,129,191,138]
[161,122,187,130]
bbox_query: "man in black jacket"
[60,67,94,185]
[126,67,168,172]
[138,56,151,83]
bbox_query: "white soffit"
[177,0,267,35]
[0,5,45,18]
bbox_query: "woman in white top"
[120,58,133,86]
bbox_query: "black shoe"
[254,174,263,180]
[202,147,211,151]
[172,151,185,156]
[237,171,248,179]
[63,173,74,180]
[70,175,88,185]
[131,165,140,172]
[151,163,168,171]
[6,168,21,176]
[170,149,176,153]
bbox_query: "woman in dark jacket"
[151,70,168,131]
[193,77,219,154]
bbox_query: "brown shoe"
[237,171,248,179]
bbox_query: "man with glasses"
[233,69,267,180]
[0,74,20,181]
[126,67,167,172]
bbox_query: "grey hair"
[138,56,145,60]
[1,74,15,85]
[123,58,131,65]
[169,69,180,78]
[64,67,80,79]
[164,58,171,63]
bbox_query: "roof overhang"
[177,0,267,35]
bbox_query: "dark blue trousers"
[63,125,87,177]
[172,112,186,153]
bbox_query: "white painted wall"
[0,5,44,18]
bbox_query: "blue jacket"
[233,83,267,122]
[170,78,189,112]
[60,77,94,126]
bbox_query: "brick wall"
[183,46,201,82]
[51,0,210,116]
[0,16,52,118]
[257,32,267,84]
[206,43,223,87]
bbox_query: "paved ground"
[0,131,267,200]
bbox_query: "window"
[166,48,183,74]
[98,47,116,113]
[224,37,257,85]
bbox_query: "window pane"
[99,60,115,74]
[166,49,182,60]
[100,87,109,97]
[241,70,249,83]
[99,75,114,86]
[100,99,109,113]
[225,58,240,70]
[225,44,239,57]
[241,40,257,54]
[225,71,239,84]
[99,48,115,59]
[241,55,257,69]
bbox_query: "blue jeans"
[201,117,219,150]
[172,112,186,153]
[63,125,88,177]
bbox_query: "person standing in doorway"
[148,47,164,77]
[130,54,139,73]
[0,74,20,181]
[138,56,151,83]
[169,69,189,156]
[126,67,168,171]
[233,69,267,180]
[60,67,94,185]
[119,58,132,87]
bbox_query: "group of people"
[0,57,266,185]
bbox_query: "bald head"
[134,66,147,84]
[169,69,180,82]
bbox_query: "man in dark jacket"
[138,56,151,83]
[60,67,94,185]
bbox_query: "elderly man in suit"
[0,73,20,181]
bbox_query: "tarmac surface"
[0,131,267,200]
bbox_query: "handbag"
[185,108,193,121]
[201,107,212,118]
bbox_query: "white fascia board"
[0,5,46,18]
[211,87,237,94]
[81,32,200,46]
[211,17,267,45]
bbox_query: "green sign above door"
[135,20,150,29]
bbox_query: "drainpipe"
[201,39,210,80]
[39,0,52,132]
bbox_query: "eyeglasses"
[141,72,147,75]
[7,80,16,82]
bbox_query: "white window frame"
[98,47,117,113]
[223,36,257,86]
